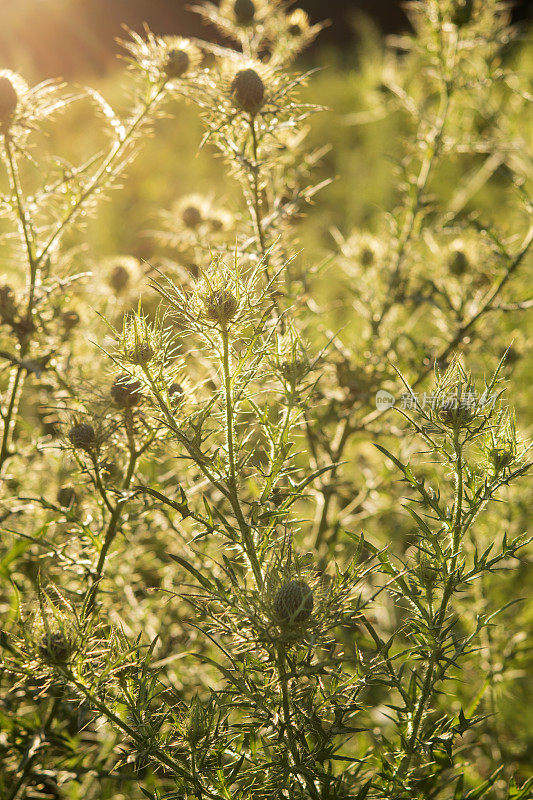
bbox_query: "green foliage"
[0,1,532,799]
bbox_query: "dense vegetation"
[0,1,532,798]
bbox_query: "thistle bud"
[68,422,96,451]
[203,289,239,325]
[287,9,310,37]
[111,373,143,408]
[165,48,190,79]
[127,341,154,366]
[101,459,118,481]
[437,402,474,430]
[169,382,184,402]
[449,249,469,276]
[489,447,513,473]
[38,631,72,665]
[109,264,130,293]
[61,309,80,330]
[418,552,438,589]
[187,695,211,745]
[231,69,265,115]
[0,76,18,128]
[233,0,256,25]
[274,580,314,626]
[57,486,76,508]
[280,358,308,386]
[181,204,203,229]
[451,0,474,27]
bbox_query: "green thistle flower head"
[68,422,96,451]
[57,486,76,508]
[109,264,130,293]
[181,204,203,229]
[203,288,239,325]
[451,0,474,27]
[233,0,256,25]
[488,447,514,473]
[274,580,314,626]
[38,631,72,665]
[231,68,265,114]
[61,309,80,331]
[162,38,200,80]
[111,373,144,408]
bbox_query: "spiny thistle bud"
[360,246,375,268]
[61,309,80,330]
[489,447,513,473]
[280,358,308,386]
[274,580,314,626]
[187,695,211,745]
[451,0,474,27]
[287,9,309,37]
[182,204,203,229]
[231,68,265,115]
[418,552,438,589]
[233,0,256,25]
[165,48,190,79]
[111,373,143,408]
[57,486,76,508]
[0,76,18,128]
[38,631,72,665]
[169,382,184,401]
[109,264,130,293]
[68,422,96,451]
[203,289,239,325]
[437,402,474,430]
[449,248,469,276]
[126,340,154,366]
[210,216,224,232]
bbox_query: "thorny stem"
[396,434,464,781]
[83,418,140,618]
[221,325,264,589]
[276,644,321,800]
[0,136,37,476]
[141,361,263,588]
[249,115,270,277]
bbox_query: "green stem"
[276,644,321,800]
[84,420,139,617]
[249,115,269,274]
[0,136,37,476]
[221,326,263,589]
[396,435,463,781]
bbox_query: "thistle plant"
[0,1,532,799]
